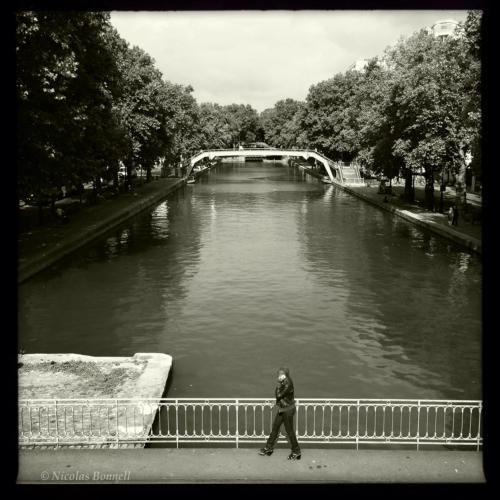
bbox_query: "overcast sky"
[110,10,469,112]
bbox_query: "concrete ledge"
[18,178,185,284]
[334,182,482,255]
[17,448,485,483]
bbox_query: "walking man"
[259,367,301,460]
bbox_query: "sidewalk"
[17,448,485,483]
[18,178,185,284]
[340,183,481,254]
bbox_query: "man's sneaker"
[258,447,273,456]
[287,452,301,460]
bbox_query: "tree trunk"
[92,177,101,204]
[126,160,133,189]
[455,149,467,215]
[404,168,414,202]
[146,164,152,183]
[424,167,435,211]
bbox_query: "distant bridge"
[186,148,365,186]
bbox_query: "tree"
[384,17,481,210]
[458,11,482,192]
[299,71,364,161]
[198,103,234,149]
[223,104,260,146]
[260,98,304,148]
[160,82,201,168]
[17,11,123,212]
[352,59,401,181]
[112,41,169,186]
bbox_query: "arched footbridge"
[186,148,365,186]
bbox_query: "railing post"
[356,400,359,451]
[235,399,239,449]
[296,399,299,436]
[54,400,59,448]
[115,399,119,445]
[175,399,179,449]
[416,400,421,451]
[477,402,482,451]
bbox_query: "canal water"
[18,162,482,400]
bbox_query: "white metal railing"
[18,398,482,450]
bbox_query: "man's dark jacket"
[275,368,295,412]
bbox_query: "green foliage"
[196,102,261,150]
[161,82,201,164]
[300,71,364,161]
[260,99,305,148]
[386,29,474,178]
[17,11,123,201]
[198,103,233,149]
[223,103,261,145]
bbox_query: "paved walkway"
[339,183,481,254]
[18,178,185,284]
[17,448,485,483]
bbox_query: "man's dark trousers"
[266,407,300,454]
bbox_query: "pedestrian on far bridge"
[259,367,301,460]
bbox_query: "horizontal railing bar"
[19,441,482,446]
[19,398,483,403]
[18,442,483,447]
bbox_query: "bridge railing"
[19,398,482,450]
[186,148,336,166]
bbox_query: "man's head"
[277,367,290,382]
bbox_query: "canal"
[18,162,482,400]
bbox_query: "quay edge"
[18,178,186,285]
[337,182,482,255]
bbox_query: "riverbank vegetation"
[17,11,481,219]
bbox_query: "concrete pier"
[18,353,173,449]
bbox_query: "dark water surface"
[18,162,482,400]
